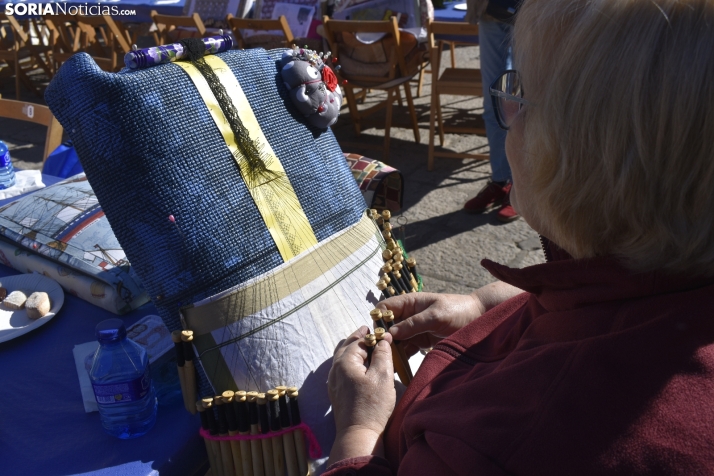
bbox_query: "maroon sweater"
[324,246,714,475]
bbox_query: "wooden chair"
[151,11,207,45]
[323,16,423,162]
[0,98,64,161]
[226,14,294,50]
[44,14,81,73]
[0,14,53,99]
[73,15,132,72]
[427,20,488,171]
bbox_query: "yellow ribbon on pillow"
[173,56,318,262]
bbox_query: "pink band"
[199,422,322,459]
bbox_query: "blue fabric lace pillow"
[45,49,367,330]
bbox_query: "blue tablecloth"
[0,178,205,476]
[433,2,476,43]
[433,1,468,22]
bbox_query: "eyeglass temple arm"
[489,89,529,105]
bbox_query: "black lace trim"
[180,38,277,187]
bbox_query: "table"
[0,178,206,476]
[433,1,469,22]
[432,2,475,43]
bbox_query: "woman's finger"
[367,338,394,380]
[389,310,437,340]
[333,326,369,358]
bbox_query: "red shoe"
[497,183,520,222]
[463,180,508,214]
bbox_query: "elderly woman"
[324,0,714,474]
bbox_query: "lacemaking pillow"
[45,45,388,462]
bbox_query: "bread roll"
[4,290,27,310]
[26,292,51,319]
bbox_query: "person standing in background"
[462,0,519,222]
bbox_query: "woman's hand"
[382,292,483,356]
[328,326,396,464]
[383,282,523,355]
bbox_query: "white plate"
[454,3,468,10]
[0,274,65,344]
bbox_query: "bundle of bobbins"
[173,331,313,476]
[368,209,420,298]
[195,387,312,476]
[368,308,413,385]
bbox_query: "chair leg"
[383,88,394,162]
[395,86,403,107]
[343,85,362,136]
[428,84,437,171]
[436,93,445,146]
[416,64,426,98]
[450,42,456,68]
[403,82,420,144]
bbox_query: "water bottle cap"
[95,318,127,343]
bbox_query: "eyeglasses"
[490,70,529,130]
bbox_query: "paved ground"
[0,43,545,295]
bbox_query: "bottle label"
[0,151,10,168]
[91,366,151,404]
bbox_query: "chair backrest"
[323,16,421,86]
[73,14,131,71]
[226,14,294,50]
[44,14,80,67]
[151,11,206,45]
[0,99,64,160]
[0,13,28,54]
[427,20,479,72]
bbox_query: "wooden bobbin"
[197,401,220,476]
[266,390,285,476]
[383,222,393,232]
[246,392,265,476]
[203,398,225,476]
[382,230,392,240]
[382,249,393,261]
[374,327,386,341]
[382,310,395,328]
[215,396,236,476]
[172,330,189,413]
[381,210,391,222]
[370,308,386,330]
[276,387,300,476]
[387,286,397,297]
[235,391,254,476]
[365,334,377,362]
[181,331,197,415]
[222,391,244,476]
[257,393,275,476]
[287,389,308,476]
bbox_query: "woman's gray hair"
[513,0,714,275]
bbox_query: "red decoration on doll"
[321,66,338,92]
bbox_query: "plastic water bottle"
[0,141,16,190]
[89,319,158,439]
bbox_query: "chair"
[0,98,63,161]
[226,14,294,50]
[151,11,207,45]
[44,14,81,73]
[323,16,424,162]
[0,14,53,99]
[73,15,132,72]
[427,20,488,171]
